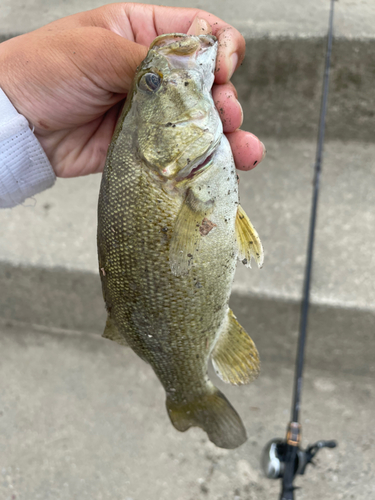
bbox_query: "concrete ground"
[1,317,374,500]
[1,1,374,499]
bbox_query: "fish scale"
[100,152,236,388]
[98,33,263,449]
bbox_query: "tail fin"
[166,387,247,449]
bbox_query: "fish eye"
[139,73,162,92]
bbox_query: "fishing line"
[261,1,337,498]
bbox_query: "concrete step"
[235,37,375,143]
[0,320,374,500]
[1,1,374,142]
[1,138,374,333]
[1,0,374,39]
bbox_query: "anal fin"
[235,204,264,268]
[102,315,129,347]
[211,309,260,385]
[166,385,247,449]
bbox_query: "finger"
[56,5,245,84]
[226,130,266,171]
[212,82,243,133]
[58,27,148,95]
[213,25,245,84]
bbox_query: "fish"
[97,33,264,449]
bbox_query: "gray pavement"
[1,320,374,500]
[1,0,375,39]
[1,1,374,499]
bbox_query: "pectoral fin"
[235,205,264,269]
[102,315,129,347]
[211,309,260,385]
[169,187,215,276]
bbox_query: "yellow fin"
[235,205,264,269]
[102,315,129,347]
[169,188,214,276]
[211,309,260,385]
[166,385,247,449]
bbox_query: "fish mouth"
[150,33,217,55]
[175,139,221,182]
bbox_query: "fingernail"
[229,53,239,79]
[260,141,267,161]
[188,16,211,36]
[238,100,243,127]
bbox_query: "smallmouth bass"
[97,33,264,449]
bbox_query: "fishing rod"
[261,1,337,498]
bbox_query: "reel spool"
[262,438,337,480]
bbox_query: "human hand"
[0,3,266,178]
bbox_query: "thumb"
[68,27,148,94]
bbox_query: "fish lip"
[150,33,217,51]
[175,138,221,182]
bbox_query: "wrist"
[0,37,25,118]
[0,85,56,208]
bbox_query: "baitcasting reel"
[261,438,337,480]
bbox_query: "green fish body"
[97,34,263,449]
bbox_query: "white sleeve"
[0,87,56,209]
